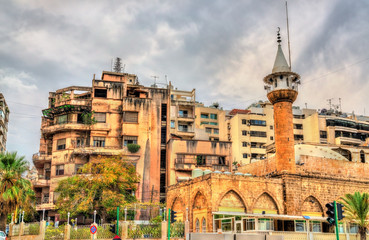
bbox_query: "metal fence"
[23,222,40,235]
[128,223,161,239]
[96,224,116,239]
[170,222,185,238]
[70,225,91,239]
[45,225,64,240]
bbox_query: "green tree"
[0,152,34,231]
[55,156,140,222]
[340,192,369,240]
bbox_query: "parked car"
[0,231,7,240]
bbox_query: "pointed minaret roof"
[272,28,290,73]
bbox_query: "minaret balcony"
[267,89,298,104]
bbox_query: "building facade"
[0,93,9,152]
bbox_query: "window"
[201,113,209,119]
[195,219,200,232]
[361,150,365,163]
[205,128,212,133]
[250,131,267,137]
[242,130,247,136]
[56,165,64,176]
[57,139,66,150]
[57,115,68,124]
[293,124,303,129]
[77,113,84,123]
[348,223,359,233]
[93,137,105,147]
[242,142,247,147]
[94,113,106,123]
[243,153,248,158]
[294,135,304,141]
[200,121,209,125]
[178,124,189,132]
[258,218,274,230]
[242,119,247,125]
[270,125,273,130]
[320,131,327,139]
[250,120,266,126]
[75,164,84,174]
[310,221,321,232]
[214,129,219,134]
[209,122,218,125]
[202,218,206,233]
[243,219,255,231]
[76,138,85,147]
[94,88,107,98]
[123,136,138,146]
[123,112,138,123]
[270,136,274,140]
[295,220,306,232]
[179,110,188,118]
[210,114,217,120]
[171,121,175,129]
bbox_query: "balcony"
[177,130,195,138]
[32,153,52,166]
[175,158,229,172]
[177,114,195,122]
[32,175,50,187]
[55,98,92,108]
[335,137,362,146]
[250,147,266,154]
[72,146,124,156]
[42,121,90,134]
[36,197,54,211]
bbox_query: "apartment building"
[33,71,171,220]
[194,104,227,141]
[304,112,369,147]
[0,93,9,152]
[228,102,316,165]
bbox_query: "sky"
[1,0,369,164]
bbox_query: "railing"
[128,223,161,239]
[170,222,184,238]
[70,225,91,239]
[96,224,116,239]
[176,158,228,167]
[23,222,40,235]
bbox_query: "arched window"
[202,218,206,233]
[195,219,200,232]
[361,150,365,163]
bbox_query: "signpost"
[90,225,97,235]
[113,235,121,240]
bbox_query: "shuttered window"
[94,113,106,123]
[123,112,138,123]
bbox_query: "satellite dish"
[303,216,311,220]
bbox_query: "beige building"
[228,102,316,165]
[0,93,9,152]
[194,104,227,141]
[33,70,172,221]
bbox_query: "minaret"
[263,29,300,173]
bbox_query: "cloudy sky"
[1,0,369,163]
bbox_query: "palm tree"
[340,192,369,240]
[0,152,34,231]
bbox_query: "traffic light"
[171,210,177,223]
[109,224,116,234]
[326,202,335,225]
[337,203,345,220]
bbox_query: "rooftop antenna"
[165,75,168,85]
[113,57,123,73]
[339,98,342,112]
[151,75,159,87]
[285,1,292,69]
[327,98,333,110]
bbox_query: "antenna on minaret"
[277,27,281,45]
[285,1,292,70]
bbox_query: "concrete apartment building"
[0,93,9,152]
[32,70,232,221]
[194,104,227,142]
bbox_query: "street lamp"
[93,210,97,224]
[67,212,70,225]
[124,207,127,222]
[11,213,14,224]
[22,211,25,222]
[42,209,45,221]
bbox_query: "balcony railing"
[175,158,229,171]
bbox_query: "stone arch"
[253,192,279,214]
[332,147,352,161]
[301,196,324,217]
[193,191,208,210]
[218,190,247,213]
[171,196,185,222]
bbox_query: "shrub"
[127,144,140,153]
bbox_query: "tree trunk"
[359,227,366,240]
[0,214,7,232]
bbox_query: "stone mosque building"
[166,33,369,235]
